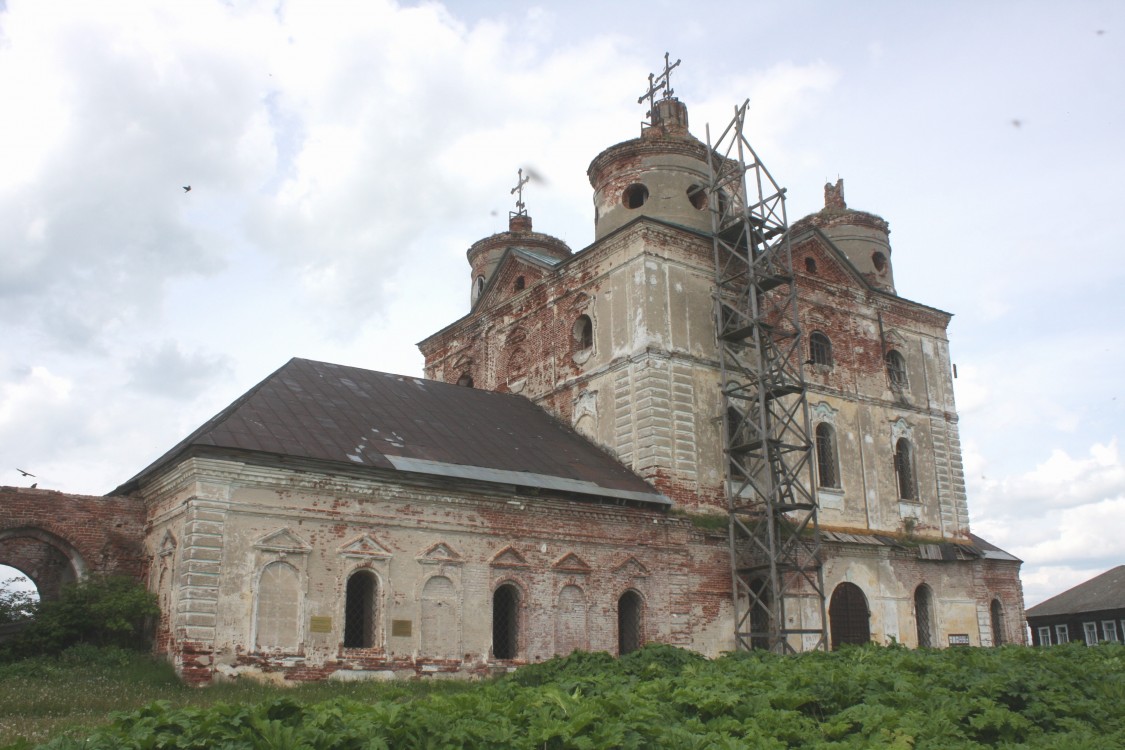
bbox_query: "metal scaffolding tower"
[706,101,828,654]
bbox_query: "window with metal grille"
[809,332,832,367]
[991,599,1005,646]
[343,570,377,648]
[914,584,935,648]
[492,584,520,659]
[894,438,917,501]
[815,423,840,489]
[829,582,870,649]
[618,590,644,655]
[885,350,908,388]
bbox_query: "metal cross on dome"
[637,52,682,119]
[510,167,530,217]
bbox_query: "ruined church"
[0,64,1025,682]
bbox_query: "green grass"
[2,642,1123,749]
[0,645,471,748]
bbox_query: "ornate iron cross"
[637,52,682,118]
[511,168,530,216]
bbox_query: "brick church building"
[0,70,1025,682]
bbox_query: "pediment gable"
[552,552,591,573]
[418,541,463,565]
[612,555,650,577]
[476,250,554,309]
[490,545,530,568]
[338,534,392,559]
[254,528,311,554]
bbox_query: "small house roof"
[1026,565,1125,618]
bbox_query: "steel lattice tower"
[706,101,828,653]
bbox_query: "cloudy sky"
[1,0,1122,608]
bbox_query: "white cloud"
[970,439,1125,606]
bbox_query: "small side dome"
[795,179,895,294]
[466,212,571,308]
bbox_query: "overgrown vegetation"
[1,642,1120,749]
[0,579,37,625]
[0,576,157,660]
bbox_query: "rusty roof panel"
[116,358,666,505]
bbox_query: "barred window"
[809,332,833,367]
[618,590,644,655]
[915,584,935,648]
[815,423,840,489]
[894,438,917,501]
[885,350,908,388]
[343,570,378,648]
[829,582,870,649]
[991,599,1005,646]
[492,584,520,659]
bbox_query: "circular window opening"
[872,252,887,272]
[687,184,708,210]
[805,257,817,274]
[622,183,649,209]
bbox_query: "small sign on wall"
[948,633,970,647]
[309,616,332,633]
[392,619,413,637]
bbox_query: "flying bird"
[16,468,34,478]
[1011,119,1022,128]
[183,185,192,192]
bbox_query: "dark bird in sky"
[16,468,34,477]
[1011,119,1022,128]
[30,483,37,489]
[183,185,192,192]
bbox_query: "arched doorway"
[492,583,520,659]
[990,599,1005,646]
[0,565,39,627]
[914,584,935,648]
[617,590,644,655]
[829,582,870,649]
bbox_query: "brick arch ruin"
[0,487,147,601]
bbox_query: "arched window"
[492,583,520,659]
[457,373,473,388]
[914,584,935,648]
[872,251,887,272]
[343,569,378,648]
[515,276,525,291]
[885,350,908,388]
[809,332,833,367]
[829,582,870,649]
[815,423,840,489]
[421,575,460,659]
[990,599,1005,646]
[472,275,485,304]
[895,438,917,501]
[555,585,588,656]
[805,257,817,274]
[255,561,300,653]
[618,590,644,655]
[573,315,593,351]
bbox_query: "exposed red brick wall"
[0,486,148,594]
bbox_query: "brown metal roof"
[1026,565,1125,618]
[114,358,666,506]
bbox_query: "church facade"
[0,75,1024,683]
